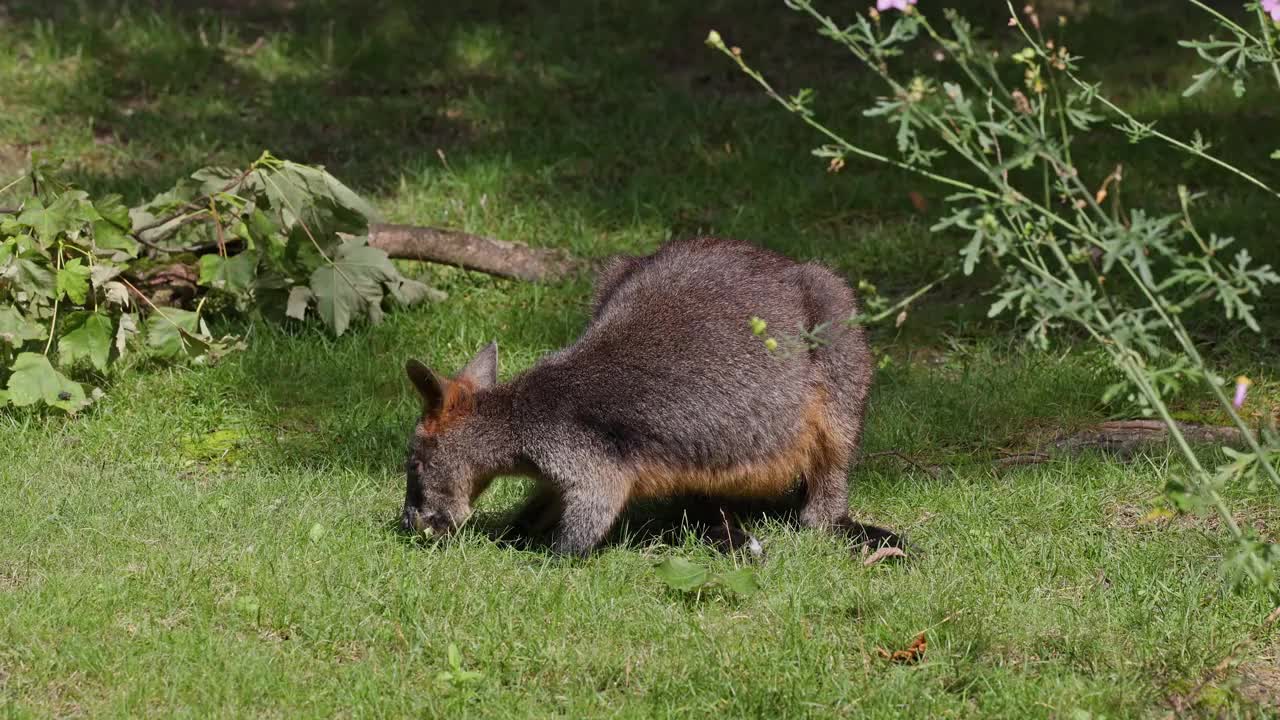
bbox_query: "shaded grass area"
[2,0,1280,716]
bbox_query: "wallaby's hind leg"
[550,482,629,558]
[788,262,899,549]
[801,464,904,550]
[799,461,851,529]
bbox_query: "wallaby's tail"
[788,262,863,355]
[788,262,874,444]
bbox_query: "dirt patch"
[1238,656,1280,710]
[1107,500,1278,539]
[0,144,30,185]
[0,564,27,591]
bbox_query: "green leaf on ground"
[308,240,400,335]
[6,352,88,412]
[261,161,377,236]
[16,197,66,245]
[714,567,761,596]
[93,220,139,257]
[654,557,710,591]
[93,193,132,230]
[145,308,208,359]
[199,251,259,293]
[9,258,57,299]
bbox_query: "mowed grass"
[2,0,1280,717]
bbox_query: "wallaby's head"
[400,342,500,536]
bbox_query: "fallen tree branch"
[868,420,1248,478]
[366,223,587,283]
[1051,420,1244,457]
[9,191,589,283]
[993,452,1051,471]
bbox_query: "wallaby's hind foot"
[798,450,904,556]
[700,509,766,561]
[836,516,905,552]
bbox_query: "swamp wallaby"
[400,236,902,556]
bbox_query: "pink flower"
[1233,376,1252,409]
[877,0,918,11]
[1265,0,1280,22]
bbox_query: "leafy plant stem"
[1254,4,1280,91]
[856,271,953,325]
[43,245,62,355]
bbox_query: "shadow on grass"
[5,0,1274,282]
[4,0,1275,449]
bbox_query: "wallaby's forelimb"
[510,486,563,538]
[550,483,628,557]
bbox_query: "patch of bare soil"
[0,144,29,184]
[1107,498,1278,540]
[0,563,26,591]
[1238,653,1280,710]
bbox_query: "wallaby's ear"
[458,341,498,389]
[406,359,447,414]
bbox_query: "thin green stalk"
[708,38,1002,200]
[855,271,953,325]
[1187,0,1263,44]
[0,172,26,199]
[1254,5,1280,92]
[1007,1,1280,201]
[43,245,62,355]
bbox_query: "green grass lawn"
[2,1,1280,717]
